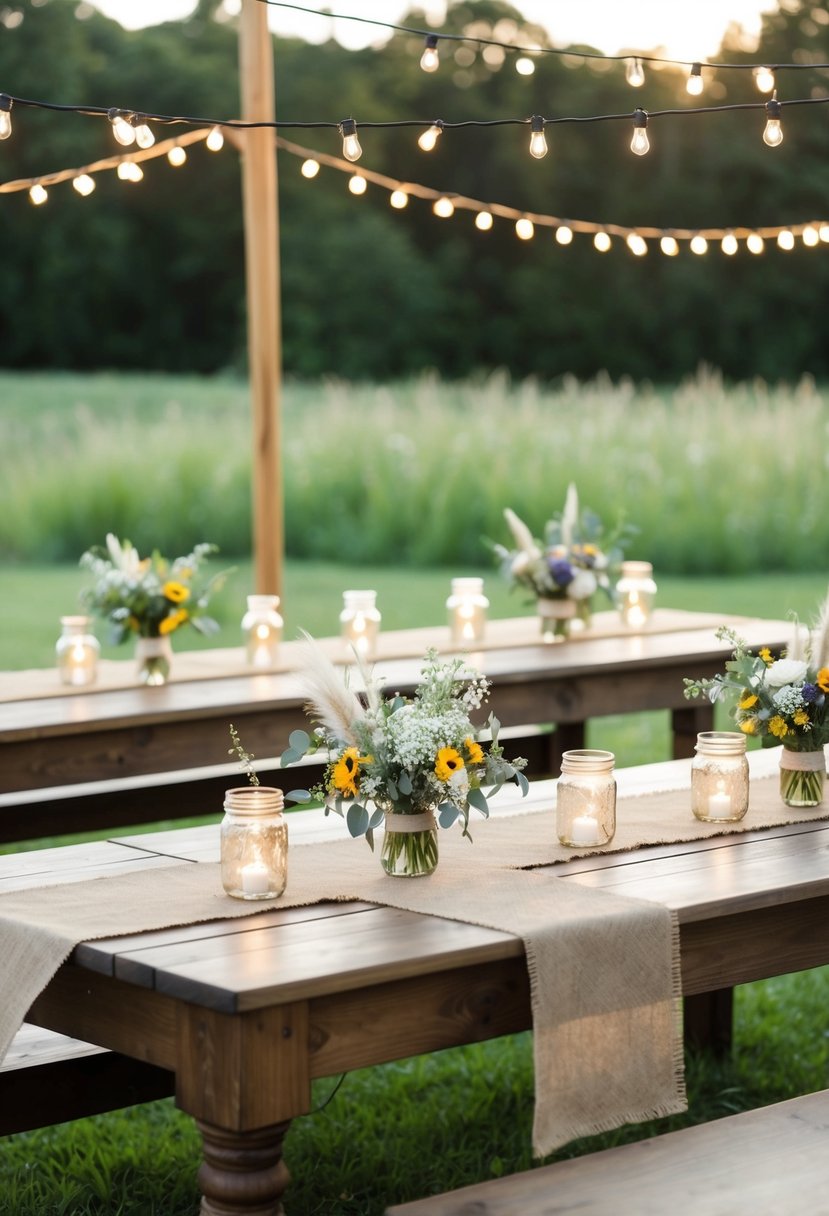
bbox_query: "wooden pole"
[238,0,282,595]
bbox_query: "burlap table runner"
[1,773,825,1154]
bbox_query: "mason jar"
[340,589,381,660]
[691,731,749,823]
[55,615,100,687]
[221,786,288,900]
[241,594,283,668]
[446,577,489,646]
[617,561,657,628]
[556,749,616,847]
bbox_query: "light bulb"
[417,122,443,152]
[755,65,775,93]
[594,231,611,252]
[777,230,795,250]
[108,109,135,147]
[133,119,155,149]
[746,232,765,254]
[529,115,547,159]
[690,235,708,255]
[167,145,187,167]
[433,196,454,218]
[72,173,96,196]
[630,110,650,156]
[29,183,48,206]
[686,63,704,96]
[348,173,367,195]
[206,126,224,152]
[117,161,143,182]
[420,34,439,73]
[721,233,738,255]
[555,225,573,245]
[660,236,679,256]
[802,225,819,247]
[0,94,12,140]
[626,57,645,87]
[389,189,408,209]
[515,57,535,76]
[475,211,493,231]
[300,158,319,178]
[763,97,783,147]
[339,118,362,162]
[515,217,534,240]
[820,225,829,243]
[627,233,648,256]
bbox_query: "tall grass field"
[2,370,829,1215]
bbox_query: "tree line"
[0,0,827,383]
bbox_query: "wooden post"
[238,0,282,596]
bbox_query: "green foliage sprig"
[228,723,260,786]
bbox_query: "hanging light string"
[258,0,829,76]
[2,123,826,252]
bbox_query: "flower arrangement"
[492,484,630,632]
[79,533,229,643]
[281,642,528,875]
[684,609,829,806]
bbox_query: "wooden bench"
[0,1024,173,1136]
[385,1089,829,1215]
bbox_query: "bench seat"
[0,1023,173,1136]
[386,1089,829,1215]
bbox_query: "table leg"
[198,1119,292,1216]
[546,722,585,773]
[672,704,715,759]
[684,989,734,1056]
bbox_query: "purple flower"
[802,683,819,703]
[548,558,574,588]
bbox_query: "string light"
[167,144,187,167]
[300,157,320,177]
[348,172,367,194]
[802,225,820,246]
[627,233,648,256]
[117,161,143,182]
[389,188,408,208]
[475,210,493,230]
[515,217,534,240]
[433,196,454,218]
[594,232,612,252]
[763,95,783,146]
[626,57,645,88]
[555,225,573,245]
[755,66,776,93]
[339,117,362,162]
[630,109,650,156]
[205,126,225,152]
[690,235,708,255]
[29,182,47,205]
[420,33,439,73]
[417,121,443,152]
[72,173,96,196]
[133,117,155,149]
[777,229,795,250]
[0,94,12,140]
[528,114,548,160]
[108,109,135,147]
[515,57,535,76]
[660,236,679,256]
[746,232,765,253]
[686,64,704,96]
[721,232,738,255]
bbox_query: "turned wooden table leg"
[672,704,714,759]
[547,722,586,773]
[198,1119,292,1216]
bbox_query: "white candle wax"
[241,861,271,895]
[569,814,601,846]
[707,791,733,819]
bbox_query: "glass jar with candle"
[55,615,100,687]
[340,589,381,660]
[221,786,288,900]
[241,594,283,668]
[446,577,489,647]
[556,749,616,847]
[617,561,657,629]
[691,731,749,823]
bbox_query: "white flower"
[510,551,536,577]
[764,658,808,689]
[567,569,597,601]
[448,767,469,799]
[773,684,805,715]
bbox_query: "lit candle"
[241,861,271,896]
[617,561,657,629]
[707,788,733,819]
[569,813,602,846]
[623,593,648,629]
[55,615,100,687]
[447,578,488,647]
[340,590,381,659]
[241,595,283,668]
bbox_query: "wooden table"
[10,748,829,1214]
[0,611,790,804]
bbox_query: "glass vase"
[381,807,439,877]
[691,731,749,823]
[55,615,100,687]
[135,636,173,686]
[221,786,288,900]
[779,747,825,808]
[537,597,577,643]
[556,749,616,847]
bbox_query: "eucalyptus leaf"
[279,748,300,768]
[368,807,385,830]
[285,788,311,803]
[398,771,413,795]
[386,778,399,802]
[288,729,311,753]
[516,771,530,796]
[346,802,370,838]
[467,787,489,814]
[438,802,459,828]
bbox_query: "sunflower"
[464,737,484,766]
[332,747,364,798]
[159,608,188,635]
[738,691,758,710]
[435,747,465,782]
[817,668,829,694]
[162,580,190,604]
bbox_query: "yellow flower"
[435,747,465,782]
[768,715,789,738]
[464,737,484,765]
[739,719,756,735]
[159,608,188,635]
[793,709,809,726]
[738,692,758,710]
[817,668,829,694]
[759,647,773,666]
[332,747,364,798]
[163,580,190,604]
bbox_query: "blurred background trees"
[1,0,827,382]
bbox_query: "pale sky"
[88,0,775,61]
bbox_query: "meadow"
[1,370,828,1214]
